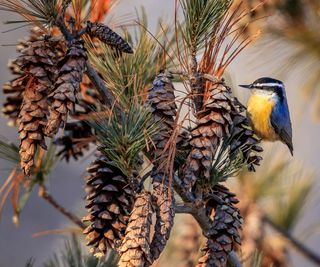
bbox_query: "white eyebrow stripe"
[255,83,284,88]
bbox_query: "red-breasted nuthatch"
[239,77,293,155]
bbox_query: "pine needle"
[86,9,175,108]
[0,0,59,25]
[0,136,19,164]
[87,105,159,176]
[179,0,231,52]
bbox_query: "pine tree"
[0,1,293,267]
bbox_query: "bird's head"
[239,77,285,99]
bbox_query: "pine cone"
[118,191,153,267]
[150,172,175,262]
[86,21,133,54]
[2,28,48,126]
[182,82,233,191]
[45,40,87,136]
[146,72,176,158]
[197,185,242,267]
[230,98,263,171]
[54,121,93,161]
[16,37,63,174]
[146,72,176,261]
[83,155,134,257]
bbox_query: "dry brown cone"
[150,171,175,262]
[53,76,102,162]
[83,154,134,257]
[197,184,242,267]
[2,28,47,127]
[86,21,133,54]
[146,71,176,158]
[229,97,263,171]
[45,40,87,137]
[16,37,64,175]
[146,72,177,261]
[182,81,233,192]
[118,190,153,267]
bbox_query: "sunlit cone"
[230,97,263,171]
[86,21,133,54]
[45,40,87,136]
[150,172,175,262]
[118,191,153,267]
[146,72,176,261]
[2,28,47,127]
[54,82,101,162]
[197,185,242,267]
[16,36,64,174]
[83,155,134,256]
[183,81,233,191]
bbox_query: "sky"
[0,1,320,266]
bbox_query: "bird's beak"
[238,84,252,89]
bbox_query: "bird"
[239,77,293,156]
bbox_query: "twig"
[85,62,118,108]
[173,174,196,203]
[38,185,85,229]
[263,215,320,265]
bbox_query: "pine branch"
[263,215,320,265]
[38,185,85,229]
[85,62,119,110]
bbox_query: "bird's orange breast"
[247,94,278,140]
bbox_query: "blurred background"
[1,0,320,266]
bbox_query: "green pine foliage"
[25,235,117,267]
[0,0,59,25]
[88,105,158,176]
[179,0,231,51]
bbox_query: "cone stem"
[38,185,85,229]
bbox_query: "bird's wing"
[270,101,293,155]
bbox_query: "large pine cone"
[182,81,233,191]
[16,36,64,174]
[45,40,87,136]
[150,172,175,262]
[146,71,176,158]
[118,191,153,267]
[146,72,176,261]
[197,185,242,267]
[83,155,134,257]
[2,28,45,126]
